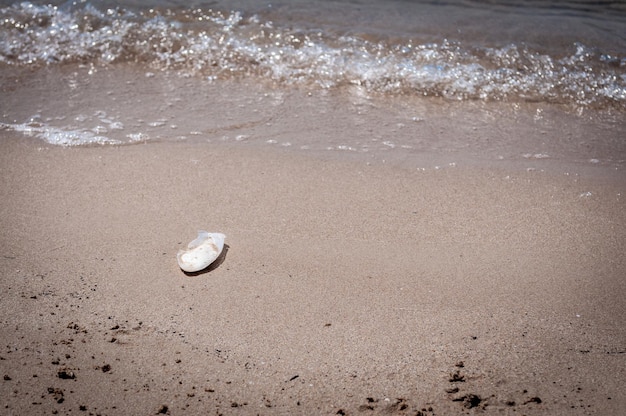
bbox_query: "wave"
[1,2,624,108]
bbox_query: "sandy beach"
[0,133,624,415]
[1,0,625,413]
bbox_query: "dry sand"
[0,134,625,415]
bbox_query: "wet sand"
[0,135,625,415]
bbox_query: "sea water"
[0,0,624,170]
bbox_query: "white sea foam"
[0,2,623,108]
[0,119,119,146]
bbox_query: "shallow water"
[1,1,624,106]
[0,1,624,174]
[1,65,623,174]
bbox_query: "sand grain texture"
[1,136,625,415]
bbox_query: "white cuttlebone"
[177,231,226,272]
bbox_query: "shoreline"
[2,64,624,179]
[1,135,625,414]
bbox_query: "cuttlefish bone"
[177,231,225,273]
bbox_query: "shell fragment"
[177,231,226,272]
